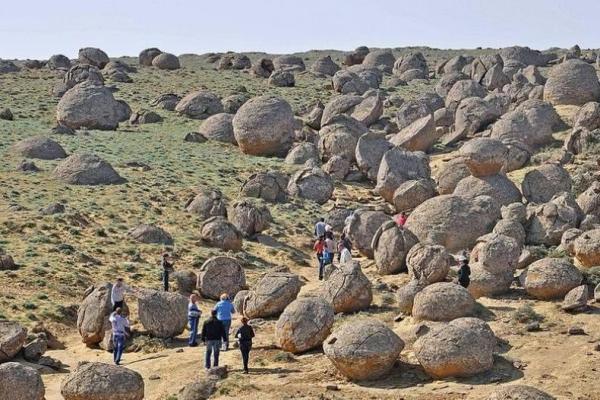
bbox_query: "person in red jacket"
[394,212,407,227]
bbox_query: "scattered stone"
[61,362,144,400]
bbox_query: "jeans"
[188,317,199,345]
[113,334,125,365]
[205,339,221,369]
[221,319,231,348]
[320,252,333,279]
[162,271,169,291]
[239,340,252,371]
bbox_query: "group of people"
[108,267,255,373]
[313,218,353,280]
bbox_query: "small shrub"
[512,304,544,324]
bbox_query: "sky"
[1,0,599,59]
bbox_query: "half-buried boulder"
[176,90,223,119]
[244,272,302,319]
[412,282,475,321]
[520,258,582,300]
[0,362,45,400]
[287,167,334,205]
[0,321,27,362]
[128,224,173,245]
[137,290,188,338]
[152,52,180,70]
[229,198,272,238]
[323,318,403,380]
[77,283,112,345]
[372,221,418,275]
[78,47,109,68]
[485,385,555,400]
[61,362,144,400]
[57,81,124,130]
[276,297,335,354]
[197,256,246,300]
[53,153,124,185]
[198,113,235,144]
[139,48,162,66]
[10,136,67,160]
[240,171,289,203]
[311,56,340,76]
[320,261,372,313]
[185,188,228,220]
[544,59,600,106]
[200,216,243,251]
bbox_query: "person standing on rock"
[214,293,235,351]
[314,218,326,239]
[457,256,471,288]
[313,235,325,277]
[160,253,174,291]
[235,317,255,374]
[109,307,130,365]
[111,277,133,311]
[201,309,226,369]
[188,293,202,347]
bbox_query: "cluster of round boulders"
[197,256,246,300]
[244,272,302,318]
[139,48,162,66]
[406,195,501,252]
[240,170,288,203]
[217,53,251,70]
[0,362,45,400]
[392,179,437,213]
[414,317,496,378]
[61,362,144,400]
[198,113,236,144]
[175,90,223,119]
[460,138,507,177]
[320,261,372,313]
[396,279,427,314]
[412,282,475,321]
[526,192,583,246]
[573,229,600,268]
[521,164,572,204]
[543,59,600,106]
[520,258,583,300]
[76,283,112,345]
[229,198,272,237]
[285,142,319,165]
[287,166,334,204]
[152,52,180,70]
[57,81,125,130]
[346,209,390,258]
[233,95,295,157]
[485,385,555,400]
[323,318,403,381]
[275,296,335,354]
[200,216,243,251]
[78,47,109,68]
[0,321,27,362]
[375,147,431,203]
[10,136,67,160]
[53,153,124,185]
[372,221,418,275]
[128,224,173,245]
[185,188,227,220]
[137,290,187,338]
[406,243,452,284]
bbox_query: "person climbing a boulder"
[160,252,174,291]
[111,277,134,311]
[188,293,202,347]
[235,316,255,374]
[109,307,130,365]
[214,293,235,350]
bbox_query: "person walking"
[457,257,471,288]
[314,218,326,239]
[160,253,174,292]
[337,233,352,262]
[188,294,202,347]
[235,317,255,374]
[313,235,325,278]
[214,293,235,350]
[201,310,226,369]
[111,277,134,311]
[109,307,130,365]
[339,245,353,264]
[320,231,336,280]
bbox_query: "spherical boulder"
[229,198,272,237]
[287,167,334,205]
[375,147,431,203]
[406,195,501,252]
[435,157,471,195]
[197,256,246,300]
[0,321,27,362]
[320,261,372,313]
[484,385,555,400]
[372,221,418,275]
[412,282,475,321]
[414,317,496,378]
[78,47,109,68]
[77,283,111,345]
[362,50,395,73]
[128,224,173,245]
[470,233,521,274]
[200,216,243,251]
[48,54,71,70]
[233,96,295,157]
[268,70,295,87]
[0,362,44,400]
[573,229,600,268]
[544,59,600,106]
[137,290,187,338]
[346,209,391,258]
[185,188,227,220]
[273,55,305,72]
[392,178,437,213]
[407,243,452,284]
[453,174,522,208]
[276,297,335,353]
[57,81,124,130]
[323,318,403,380]
[244,272,302,319]
[53,153,124,185]
[493,219,526,247]
[460,138,508,177]
[198,113,236,144]
[139,48,162,66]
[152,53,180,70]
[501,202,528,224]
[468,264,514,298]
[520,258,583,300]
[311,56,340,76]
[175,90,223,120]
[240,171,288,203]
[10,136,67,160]
[396,279,427,314]
[61,362,144,400]
[522,164,572,204]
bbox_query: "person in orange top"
[313,235,325,278]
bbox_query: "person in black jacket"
[457,257,471,288]
[235,317,255,373]
[201,310,226,369]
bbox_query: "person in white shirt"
[111,278,133,311]
[109,307,130,365]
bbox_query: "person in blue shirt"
[188,293,202,347]
[109,307,130,365]
[213,293,235,351]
